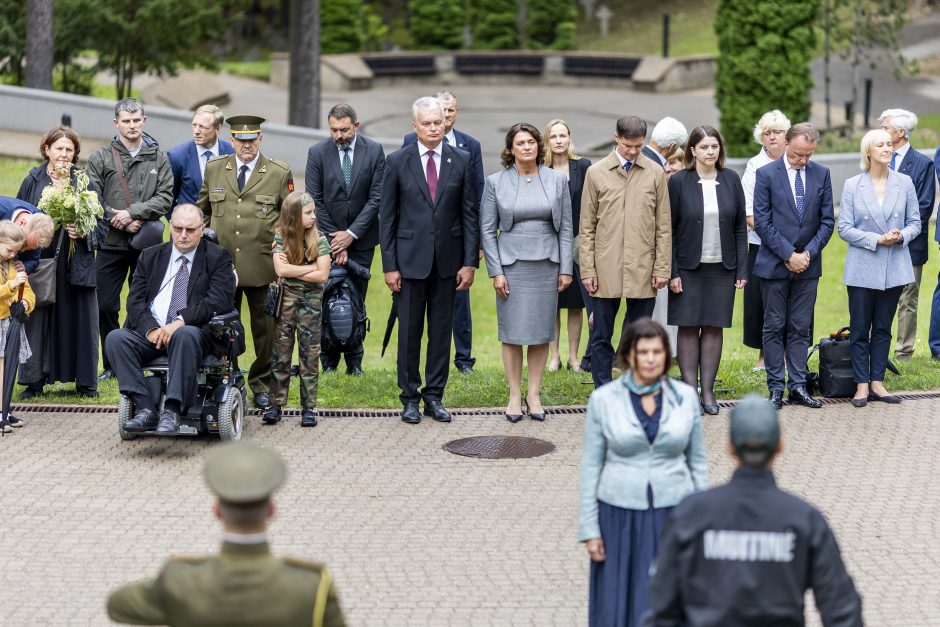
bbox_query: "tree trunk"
[850,1,862,130]
[288,0,320,127]
[517,0,528,49]
[25,0,54,90]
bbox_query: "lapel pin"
[447,158,452,163]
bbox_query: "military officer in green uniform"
[107,440,346,626]
[197,115,293,409]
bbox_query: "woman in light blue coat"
[838,128,921,408]
[578,318,707,627]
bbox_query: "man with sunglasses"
[106,204,236,436]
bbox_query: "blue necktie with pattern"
[166,257,189,324]
[623,161,633,172]
[794,169,805,220]
[890,152,898,170]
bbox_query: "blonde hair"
[194,104,224,128]
[752,110,792,144]
[541,119,579,162]
[859,128,892,172]
[275,191,320,264]
[0,221,26,254]
[27,213,54,248]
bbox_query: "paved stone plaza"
[0,399,938,625]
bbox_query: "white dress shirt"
[235,154,260,185]
[893,141,910,168]
[444,130,456,147]
[613,149,633,170]
[784,158,805,205]
[699,179,723,263]
[150,247,197,326]
[197,140,220,178]
[337,138,360,239]
[418,141,442,182]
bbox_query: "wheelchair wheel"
[117,395,137,441]
[218,387,244,441]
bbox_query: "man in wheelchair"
[107,204,237,436]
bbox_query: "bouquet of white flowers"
[37,167,103,239]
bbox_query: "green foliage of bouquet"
[37,167,103,237]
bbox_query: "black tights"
[677,326,724,405]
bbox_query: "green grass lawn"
[574,0,718,56]
[3,155,940,408]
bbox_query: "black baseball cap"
[730,395,780,463]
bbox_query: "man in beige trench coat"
[579,115,671,388]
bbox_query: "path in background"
[0,401,936,625]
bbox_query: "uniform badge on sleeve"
[287,178,295,192]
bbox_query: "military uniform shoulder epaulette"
[264,157,291,172]
[166,554,213,564]
[206,154,228,164]
[282,557,326,573]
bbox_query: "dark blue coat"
[403,129,484,202]
[896,147,936,266]
[168,139,235,207]
[752,158,835,280]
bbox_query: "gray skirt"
[0,317,31,363]
[497,259,559,345]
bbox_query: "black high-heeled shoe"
[505,412,523,423]
[524,399,545,422]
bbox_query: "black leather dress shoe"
[300,408,318,427]
[401,402,421,424]
[97,369,114,382]
[788,386,822,408]
[124,408,158,432]
[768,390,784,410]
[76,386,99,398]
[18,386,43,400]
[580,356,591,373]
[456,365,474,375]
[868,392,902,404]
[424,400,452,422]
[253,393,271,410]
[322,365,337,374]
[346,365,364,376]
[155,409,180,435]
[262,406,282,424]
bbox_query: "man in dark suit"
[106,204,236,436]
[753,123,835,410]
[168,105,235,210]
[381,97,479,424]
[877,109,937,360]
[402,90,484,374]
[931,141,940,359]
[306,103,385,375]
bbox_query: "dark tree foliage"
[321,0,364,54]
[714,0,818,156]
[528,0,577,50]
[470,0,518,50]
[407,0,464,50]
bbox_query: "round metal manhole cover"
[444,435,556,459]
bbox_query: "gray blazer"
[480,164,573,277]
[838,170,920,290]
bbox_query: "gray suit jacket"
[480,165,573,278]
[838,170,920,290]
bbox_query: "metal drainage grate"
[444,435,556,459]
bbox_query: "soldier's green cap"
[204,440,286,504]
[730,394,780,463]
[226,115,266,140]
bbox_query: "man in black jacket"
[106,204,236,436]
[305,103,385,375]
[643,395,863,627]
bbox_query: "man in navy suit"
[878,110,937,360]
[382,97,479,424]
[306,103,385,375]
[168,105,235,209]
[642,116,687,168]
[402,90,484,374]
[932,141,940,359]
[753,123,834,409]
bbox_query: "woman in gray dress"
[481,123,573,422]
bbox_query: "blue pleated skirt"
[589,493,672,627]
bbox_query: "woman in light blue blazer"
[838,128,921,408]
[480,122,573,422]
[578,318,707,627]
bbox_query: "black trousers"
[397,259,456,405]
[106,326,210,412]
[577,267,594,362]
[453,289,474,369]
[742,244,765,349]
[848,285,903,383]
[589,296,656,388]
[761,277,818,392]
[235,285,274,395]
[96,248,141,371]
[321,247,374,371]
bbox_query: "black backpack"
[811,327,855,398]
[322,261,370,354]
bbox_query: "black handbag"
[263,278,284,317]
[31,230,66,307]
[815,327,855,398]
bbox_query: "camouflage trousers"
[271,284,323,409]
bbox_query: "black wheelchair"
[117,310,248,442]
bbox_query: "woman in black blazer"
[544,119,592,372]
[667,126,747,414]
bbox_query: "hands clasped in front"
[877,228,904,246]
[147,320,184,349]
[110,209,142,233]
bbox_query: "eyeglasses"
[171,225,201,235]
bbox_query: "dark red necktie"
[425,151,438,201]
